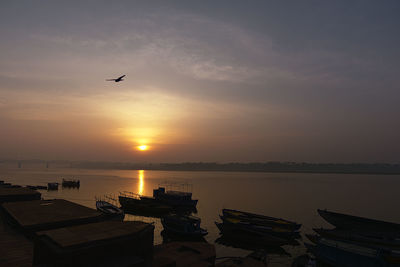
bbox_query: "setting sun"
[138,145,149,151]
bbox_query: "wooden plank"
[2,199,103,231]
[0,215,33,267]
[0,187,41,203]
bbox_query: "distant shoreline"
[1,160,400,175]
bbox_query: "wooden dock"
[0,214,33,266]
[0,187,41,203]
[34,220,154,266]
[2,199,104,233]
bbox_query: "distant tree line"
[155,162,400,174]
[1,160,400,174]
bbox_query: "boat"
[215,235,290,256]
[318,209,400,234]
[47,182,59,190]
[305,238,400,267]
[62,178,80,188]
[215,222,290,246]
[153,187,198,208]
[220,215,300,239]
[223,209,301,231]
[26,185,38,190]
[96,200,124,220]
[161,214,208,238]
[36,185,47,190]
[119,192,173,216]
[313,228,400,250]
[305,234,320,244]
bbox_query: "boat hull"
[96,201,125,220]
[314,228,400,250]
[119,196,173,216]
[318,209,400,234]
[215,222,290,246]
[223,209,301,231]
[305,240,399,267]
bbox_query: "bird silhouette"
[106,75,125,82]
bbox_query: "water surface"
[1,168,400,266]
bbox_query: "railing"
[119,191,141,199]
[158,180,193,193]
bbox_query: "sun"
[137,145,148,151]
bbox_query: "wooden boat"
[314,228,400,250]
[47,182,59,190]
[215,222,291,246]
[305,238,400,267]
[26,185,38,190]
[223,209,301,231]
[119,193,173,216]
[96,200,124,220]
[220,215,300,239]
[161,214,207,238]
[318,209,400,233]
[305,234,320,244]
[36,185,47,190]
[153,187,198,208]
[62,178,80,188]
[215,235,290,256]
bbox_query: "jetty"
[0,214,33,266]
[2,199,104,233]
[0,184,220,266]
[0,187,156,266]
[34,220,154,266]
[0,187,41,203]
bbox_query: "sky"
[1,1,399,163]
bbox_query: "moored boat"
[36,185,47,190]
[305,238,400,267]
[47,182,59,190]
[314,228,400,250]
[62,178,80,188]
[119,192,173,216]
[161,214,208,238]
[220,215,300,239]
[153,187,198,208]
[96,200,125,220]
[215,222,290,246]
[215,235,290,256]
[223,209,301,231]
[317,209,400,234]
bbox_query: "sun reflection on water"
[138,170,144,195]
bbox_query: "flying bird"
[106,75,126,82]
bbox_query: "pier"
[2,199,104,233]
[0,187,41,203]
[0,187,157,266]
[34,220,154,266]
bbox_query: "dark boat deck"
[0,187,41,203]
[0,214,33,266]
[34,220,154,266]
[37,220,152,248]
[2,199,104,232]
